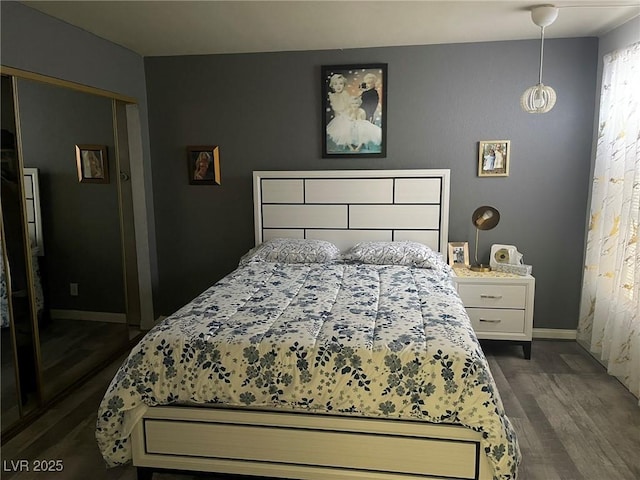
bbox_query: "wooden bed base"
[131,406,492,480]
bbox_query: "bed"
[96,169,520,480]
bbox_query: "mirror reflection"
[1,74,39,426]
[15,78,131,402]
[1,72,137,435]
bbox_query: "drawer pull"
[479,318,502,323]
[480,294,503,299]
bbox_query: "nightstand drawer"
[458,284,526,309]
[467,308,525,333]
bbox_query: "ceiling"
[22,1,640,57]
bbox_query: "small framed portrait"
[448,242,470,267]
[75,145,109,184]
[188,146,221,185]
[478,140,510,177]
[321,63,387,158]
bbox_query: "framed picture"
[448,242,470,267]
[321,63,387,158]
[478,140,510,177]
[188,146,221,185]
[75,145,109,184]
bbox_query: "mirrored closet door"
[1,74,40,428]
[0,70,140,436]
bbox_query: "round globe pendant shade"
[521,83,557,113]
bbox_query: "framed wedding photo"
[478,140,510,177]
[75,144,109,184]
[321,63,387,158]
[448,242,470,267]
[187,146,221,185]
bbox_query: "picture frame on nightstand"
[448,242,469,267]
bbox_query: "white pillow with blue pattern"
[239,238,341,265]
[342,241,447,270]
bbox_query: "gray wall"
[145,37,599,330]
[4,0,615,333]
[17,79,125,312]
[0,1,158,319]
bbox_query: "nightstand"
[451,266,535,359]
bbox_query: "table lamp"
[470,206,500,272]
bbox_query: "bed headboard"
[253,169,450,257]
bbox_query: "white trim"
[532,328,577,340]
[50,309,126,323]
[132,406,492,480]
[126,104,155,331]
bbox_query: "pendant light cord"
[538,26,546,85]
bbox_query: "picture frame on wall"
[448,241,470,267]
[478,140,510,177]
[75,144,109,184]
[321,63,387,158]
[187,146,221,185]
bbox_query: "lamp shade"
[521,5,558,114]
[470,206,500,272]
[472,206,500,230]
[521,83,557,114]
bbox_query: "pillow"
[239,238,341,265]
[342,241,446,270]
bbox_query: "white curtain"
[577,42,640,401]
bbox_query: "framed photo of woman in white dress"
[321,64,387,158]
[478,140,510,177]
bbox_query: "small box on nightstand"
[451,266,535,359]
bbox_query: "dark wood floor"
[1,340,639,480]
[1,318,131,432]
[36,318,130,401]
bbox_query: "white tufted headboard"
[253,169,450,257]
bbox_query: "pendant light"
[521,5,559,114]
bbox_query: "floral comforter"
[96,261,520,479]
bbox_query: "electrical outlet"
[70,283,79,296]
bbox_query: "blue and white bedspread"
[96,261,520,479]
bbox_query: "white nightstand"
[451,266,535,359]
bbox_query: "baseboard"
[50,309,126,323]
[532,328,577,340]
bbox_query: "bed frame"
[131,169,494,480]
[253,169,449,256]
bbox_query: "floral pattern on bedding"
[96,262,520,479]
